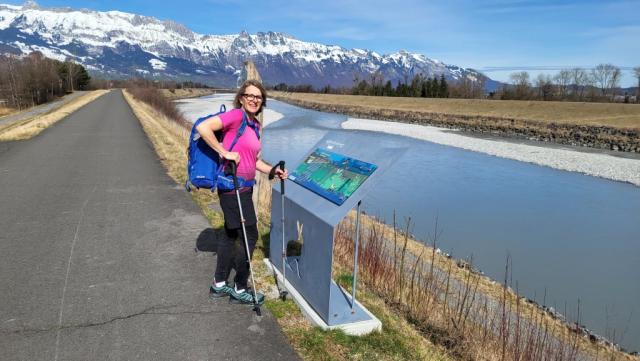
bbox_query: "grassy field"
[0,90,109,141]
[272,92,640,129]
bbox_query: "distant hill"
[0,2,498,89]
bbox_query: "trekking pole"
[229,161,262,316]
[269,161,288,301]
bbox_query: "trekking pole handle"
[228,161,239,190]
[268,161,285,181]
[279,161,285,194]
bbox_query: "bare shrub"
[332,214,622,361]
[127,86,189,129]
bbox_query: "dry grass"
[0,106,16,117]
[0,90,109,141]
[273,92,640,129]
[160,88,217,100]
[332,214,638,361]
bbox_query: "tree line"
[94,78,212,90]
[271,63,640,103]
[272,73,466,99]
[350,73,450,98]
[498,64,638,102]
[0,52,91,110]
[271,72,487,100]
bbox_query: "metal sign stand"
[264,133,407,336]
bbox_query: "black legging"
[214,223,258,290]
[215,189,258,290]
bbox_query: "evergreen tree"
[424,78,433,98]
[76,65,91,90]
[430,77,439,97]
[439,74,449,98]
[383,80,393,96]
[410,74,423,97]
[395,82,406,97]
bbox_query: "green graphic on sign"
[289,148,377,205]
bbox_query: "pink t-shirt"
[219,108,261,181]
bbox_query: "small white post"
[351,201,362,312]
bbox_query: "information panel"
[288,148,377,205]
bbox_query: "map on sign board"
[288,148,377,205]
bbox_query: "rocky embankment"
[271,95,640,153]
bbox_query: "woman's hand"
[222,151,240,164]
[274,167,288,180]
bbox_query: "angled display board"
[268,132,407,335]
[289,148,377,205]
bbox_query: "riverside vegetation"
[123,87,637,361]
[160,88,217,100]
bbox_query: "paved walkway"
[0,91,88,128]
[0,90,298,361]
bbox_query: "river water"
[177,94,640,352]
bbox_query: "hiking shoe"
[230,288,265,305]
[209,282,233,298]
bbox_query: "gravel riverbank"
[343,117,640,187]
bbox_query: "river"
[177,94,640,352]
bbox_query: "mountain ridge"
[0,2,496,89]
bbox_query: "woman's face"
[240,85,263,115]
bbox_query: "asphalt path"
[0,90,298,361]
[0,91,88,128]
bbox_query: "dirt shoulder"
[272,92,640,153]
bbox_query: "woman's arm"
[195,116,240,163]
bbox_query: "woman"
[196,80,288,304]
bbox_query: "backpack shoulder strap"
[228,111,261,149]
[228,111,248,151]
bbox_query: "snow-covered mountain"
[0,2,495,88]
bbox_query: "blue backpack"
[185,105,261,192]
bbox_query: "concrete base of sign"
[263,259,382,336]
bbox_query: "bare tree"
[0,53,89,110]
[570,67,589,101]
[450,76,485,99]
[369,71,385,96]
[4,56,24,109]
[591,63,621,100]
[536,73,554,101]
[510,71,531,100]
[634,67,640,103]
[554,69,572,100]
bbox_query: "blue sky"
[7,0,640,86]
